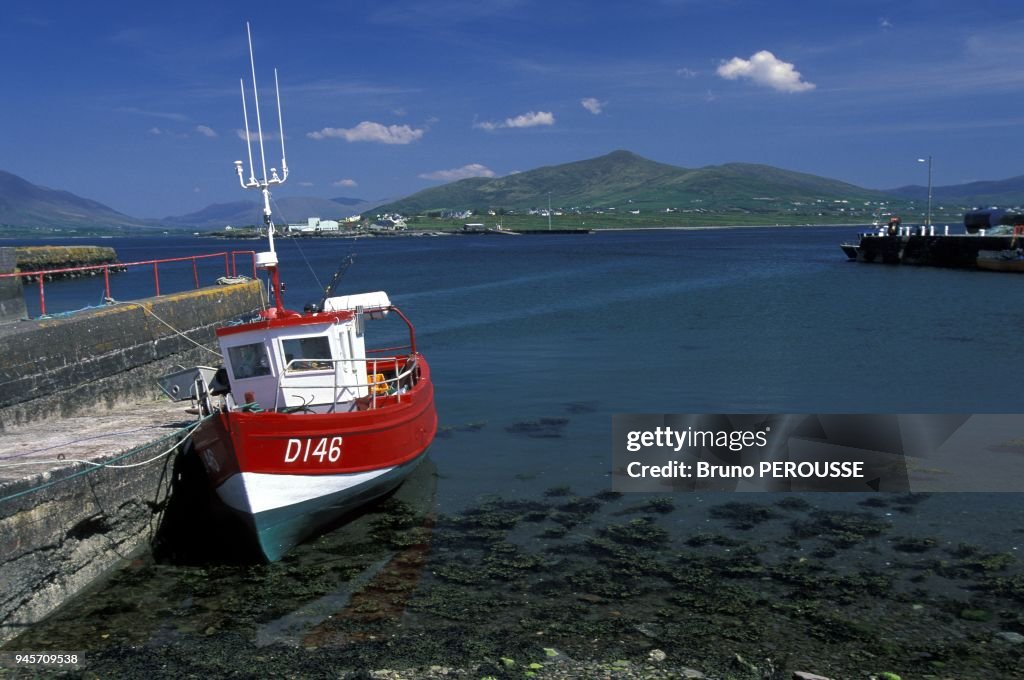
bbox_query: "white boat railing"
[272,355,420,413]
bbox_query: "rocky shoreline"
[6,481,1022,680]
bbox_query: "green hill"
[370,150,892,218]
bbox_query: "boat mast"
[234,21,289,314]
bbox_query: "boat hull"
[225,453,427,561]
[188,358,437,561]
[976,250,1024,272]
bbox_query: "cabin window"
[228,343,271,380]
[282,336,333,372]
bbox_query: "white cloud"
[298,181,315,187]
[419,163,496,181]
[116,106,188,122]
[581,98,605,115]
[196,125,217,138]
[475,110,555,131]
[149,126,188,139]
[307,121,424,144]
[676,67,698,78]
[149,125,190,139]
[716,50,815,93]
[235,129,280,143]
[507,111,554,128]
[333,178,358,187]
[880,17,893,29]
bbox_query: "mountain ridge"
[369,150,894,216]
[887,175,1024,204]
[159,196,383,231]
[0,170,156,233]
[3,152,1024,235]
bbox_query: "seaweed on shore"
[505,418,569,438]
[7,489,1022,680]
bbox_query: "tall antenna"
[275,68,288,181]
[248,23,269,187]
[239,80,257,186]
[234,23,288,233]
[233,21,289,313]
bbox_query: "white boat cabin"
[218,291,391,413]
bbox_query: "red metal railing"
[0,251,257,317]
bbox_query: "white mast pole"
[247,22,269,186]
[235,21,288,312]
[245,21,276,255]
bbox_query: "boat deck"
[0,400,195,490]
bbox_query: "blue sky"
[1,0,1022,218]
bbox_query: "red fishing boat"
[159,24,436,561]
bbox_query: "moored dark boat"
[839,211,1024,271]
[976,247,1024,272]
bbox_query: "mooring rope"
[110,300,223,359]
[270,194,325,293]
[0,417,208,505]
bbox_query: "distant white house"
[286,217,340,233]
[372,213,408,230]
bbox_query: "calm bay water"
[4,227,1024,678]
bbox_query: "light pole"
[917,156,933,227]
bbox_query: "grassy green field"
[400,206,966,231]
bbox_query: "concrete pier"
[849,232,1018,268]
[0,281,263,430]
[0,280,263,644]
[13,245,121,280]
[0,401,194,643]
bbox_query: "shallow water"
[3,228,1024,678]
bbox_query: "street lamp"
[917,156,933,227]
